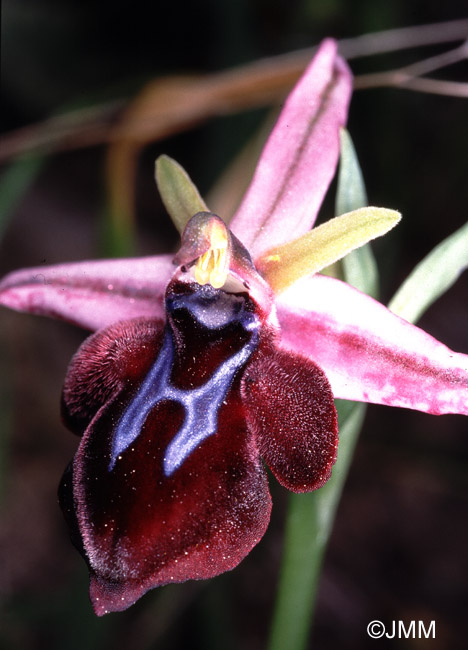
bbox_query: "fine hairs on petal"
[64,300,273,614]
[242,345,338,492]
[256,207,401,294]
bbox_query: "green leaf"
[336,128,368,216]
[155,155,209,234]
[268,189,378,650]
[258,206,400,294]
[336,128,378,298]
[388,220,468,323]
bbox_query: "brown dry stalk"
[1,19,467,163]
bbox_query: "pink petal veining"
[276,274,468,415]
[230,39,352,258]
[0,255,173,331]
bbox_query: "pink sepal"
[276,274,468,415]
[0,255,174,331]
[230,39,352,258]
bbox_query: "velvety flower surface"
[57,212,338,614]
[1,40,468,615]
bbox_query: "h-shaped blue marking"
[109,309,259,476]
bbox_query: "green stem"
[268,128,372,650]
[267,401,366,650]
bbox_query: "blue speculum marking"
[109,287,260,476]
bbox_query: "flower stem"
[267,400,366,650]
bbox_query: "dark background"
[1,1,467,649]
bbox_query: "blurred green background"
[1,1,467,649]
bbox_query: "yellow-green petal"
[155,155,209,234]
[257,207,401,294]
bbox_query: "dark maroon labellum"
[60,275,338,615]
[110,284,260,476]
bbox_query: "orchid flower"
[1,40,468,617]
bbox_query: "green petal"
[336,128,378,298]
[257,206,401,294]
[388,220,468,323]
[155,155,209,234]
